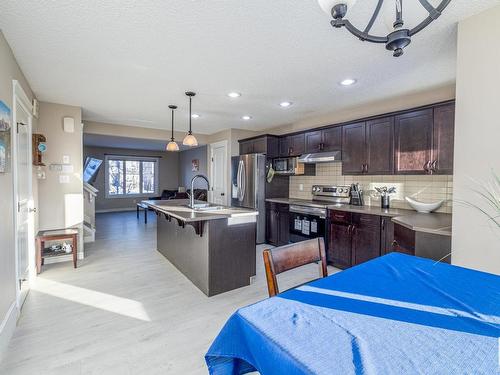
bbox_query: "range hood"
[298,151,342,164]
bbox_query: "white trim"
[0,302,19,362]
[12,80,32,112]
[12,80,34,311]
[208,140,229,205]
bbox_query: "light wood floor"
[1,211,338,374]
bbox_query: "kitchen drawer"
[328,210,351,224]
[352,213,380,227]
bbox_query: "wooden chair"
[263,238,328,297]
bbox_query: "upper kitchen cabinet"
[305,127,342,153]
[394,109,433,174]
[342,122,366,175]
[366,116,394,175]
[239,135,279,158]
[279,133,305,157]
[432,103,455,175]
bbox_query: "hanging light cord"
[171,107,175,141]
[188,95,193,135]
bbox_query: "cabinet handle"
[381,218,385,231]
[289,147,293,155]
[364,164,368,173]
[423,161,430,173]
[431,160,438,173]
[392,240,398,249]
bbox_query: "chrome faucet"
[189,174,210,208]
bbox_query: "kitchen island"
[143,199,258,297]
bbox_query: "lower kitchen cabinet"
[328,210,384,269]
[266,202,289,246]
[351,214,381,266]
[390,223,451,262]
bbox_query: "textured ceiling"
[1,0,498,134]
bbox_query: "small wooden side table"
[36,229,78,274]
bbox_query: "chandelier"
[318,0,452,57]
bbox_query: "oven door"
[289,207,326,243]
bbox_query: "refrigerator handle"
[240,160,246,202]
[237,160,243,201]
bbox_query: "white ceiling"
[1,0,498,134]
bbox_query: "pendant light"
[166,105,179,152]
[183,91,199,147]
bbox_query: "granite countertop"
[265,197,452,236]
[142,199,258,223]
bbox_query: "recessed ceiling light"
[340,78,357,86]
[191,114,200,119]
[279,101,293,108]
[227,92,241,98]
[242,115,252,120]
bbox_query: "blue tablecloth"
[206,253,500,374]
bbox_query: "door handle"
[221,193,225,196]
[29,208,37,213]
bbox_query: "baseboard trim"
[96,208,136,213]
[0,301,19,363]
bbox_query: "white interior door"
[209,141,227,205]
[13,84,33,308]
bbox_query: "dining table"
[205,253,500,374]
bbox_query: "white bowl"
[405,197,444,213]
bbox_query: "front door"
[14,89,33,308]
[209,141,227,205]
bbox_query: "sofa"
[149,189,207,202]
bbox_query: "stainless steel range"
[288,185,351,243]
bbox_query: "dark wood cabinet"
[366,117,394,175]
[289,134,305,156]
[278,137,289,157]
[432,103,455,175]
[279,134,305,157]
[342,122,366,175]
[351,214,381,266]
[266,202,290,246]
[394,109,433,174]
[328,222,352,269]
[328,210,385,268]
[305,130,323,153]
[239,140,254,155]
[239,135,279,157]
[305,127,342,153]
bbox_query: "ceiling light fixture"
[317,0,451,57]
[191,113,200,119]
[242,115,252,120]
[166,105,179,152]
[228,92,242,98]
[183,91,199,147]
[280,101,293,108]
[340,78,356,86]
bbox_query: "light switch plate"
[59,175,70,184]
[63,155,70,164]
[299,184,304,191]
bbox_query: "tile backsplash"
[289,162,453,213]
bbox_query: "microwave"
[273,157,305,175]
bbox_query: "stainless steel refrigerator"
[231,154,266,244]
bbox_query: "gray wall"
[0,31,36,347]
[84,146,180,211]
[178,146,208,189]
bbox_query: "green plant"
[464,170,500,229]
